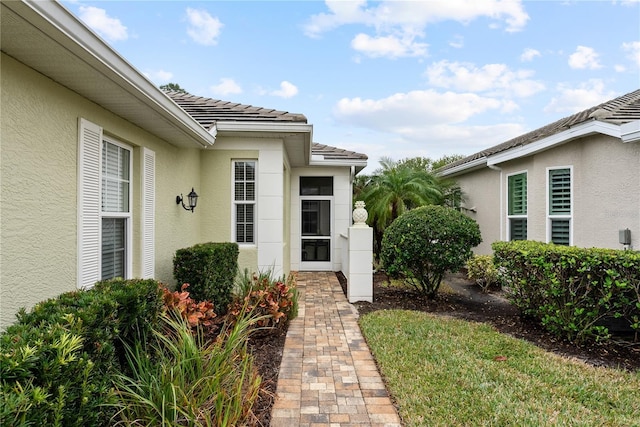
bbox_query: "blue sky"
[62,0,639,173]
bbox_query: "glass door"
[300,177,333,270]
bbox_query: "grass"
[359,310,640,427]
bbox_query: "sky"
[61,0,640,174]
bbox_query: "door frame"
[299,195,333,271]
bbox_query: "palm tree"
[359,157,443,257]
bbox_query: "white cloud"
[568,46,602,69]
[186,8,223,46]
[520,48,541,62]
[544,80,617,113]
[79,6,128,42]
[449,35,464,49]
[210,78,242,96]
[332,90,526,160]
[615,64,627,72]
[333,90,512,130]
[144,69,173,83]
[270,81,299,98]
[304,1,528,58]
[305,0,529,37]
[351,33,427,58]
[622,41,640,67]
[425,60,545,98]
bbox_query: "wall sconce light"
[176,188,198,213]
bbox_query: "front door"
[300,177,333,271]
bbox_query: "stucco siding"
[0,54,202,328]
[454,168,501,254]
[454,133,640,255]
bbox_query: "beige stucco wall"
[200,147,259,274]
[454,133,640,255]
[454,167,502,254]
[0,54,203,328]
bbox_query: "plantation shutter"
[141,148,155,278]
[551,219,570,245]
[508,173,527,215]
[78,118,102,289]
[549,169,571,215]
[549,168,571,245]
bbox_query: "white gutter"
[621,120,640,143]
[487,120,620,166]
[438,157,487,178]
[13,0,216,148]
[215,122,313,134]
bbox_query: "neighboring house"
[0,0,367,328]
[439,89,640,255]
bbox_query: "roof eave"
[4,0,215,149]
[438,157,488,178]
[487,120,621,167]
[621,120,640,143]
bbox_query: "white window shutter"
[78,118,102,289]
[141,148,155,278]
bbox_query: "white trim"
[506,170,528,241]
[141,148,155,279]
[489,121,620,167]
[231,160,258,246]
[546,166,573,245]
[438,157,487,177]
[216,121,313,134]
[621,120,640,143]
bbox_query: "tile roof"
[166,90,367,162]
[165,91,308,130]
[439,88,640,172]
[312,143,368,161]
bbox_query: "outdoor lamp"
[176,188,198,212]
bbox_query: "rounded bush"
[381,205,482,298]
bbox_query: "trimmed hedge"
[493,241,640,343]
[174,242,239,313]
[0,278,164,426]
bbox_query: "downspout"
[488,164,503,241]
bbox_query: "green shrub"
[381,205,482,298]
[466,254,499,292]
[111,311,261,426]
[174,242,239,313]
[0,278,164,426]
[493,241,640,343]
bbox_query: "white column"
[347,201,373,302]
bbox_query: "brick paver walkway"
[270,272,402,427]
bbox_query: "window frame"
[100,136,133,280]
[506,170,528,241]
[232,160,257,245]
[546,166,573,246]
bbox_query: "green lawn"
[359,310,640,427]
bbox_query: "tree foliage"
[160,83,188,94]
[356,155,466,257]
[380,205,481,298]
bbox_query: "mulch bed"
[248,270,639,426]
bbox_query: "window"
[101,139,132,280]
[548,167,572,245]
[78,118,154,289]
[233,161,256,244]
[507,172,527,241]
